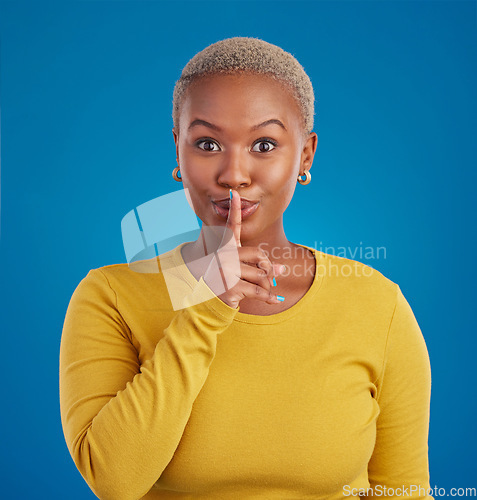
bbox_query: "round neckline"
[172,241,325,325]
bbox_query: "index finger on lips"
[221,188,242,249]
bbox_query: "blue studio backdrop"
[0,0,476,498]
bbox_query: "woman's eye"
[196,139,276,152]
[197,140,220,152]
[251,140,277,153]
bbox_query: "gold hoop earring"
[297,169,311,185]
[172,166,182,182]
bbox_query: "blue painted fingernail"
[277,295,285,302]
[229,189,233,200]
[272,277,277,287]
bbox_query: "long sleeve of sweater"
[59,267,238,500]
[363,285,433,499]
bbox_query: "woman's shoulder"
[314,249,399,305]
[73,255,173,312]
[83,256,165,283]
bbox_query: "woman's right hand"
[203,189,286,310]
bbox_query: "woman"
[60,37,434,499]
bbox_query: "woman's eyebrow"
[188,119,221,132]
[251,119,287,132]
[187,118,287,132]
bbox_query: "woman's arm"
[59,268,237,500]
[365,285,434,499]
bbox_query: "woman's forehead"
[180,73,302,129]
[186,71,291,98]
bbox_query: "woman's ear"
[301,132,318,171]
[172,128,180,163]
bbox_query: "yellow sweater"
[59,242,433,500]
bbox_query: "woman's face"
[172,72,317,244]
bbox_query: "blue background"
[0,0,476,498]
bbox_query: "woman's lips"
[212,201,260,220]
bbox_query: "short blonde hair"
[172,36,315,136]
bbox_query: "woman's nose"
[216,149,252,188]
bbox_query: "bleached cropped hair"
[172,36,315,136]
